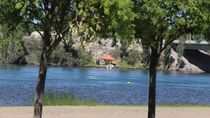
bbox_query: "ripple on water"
[0,65,210,106]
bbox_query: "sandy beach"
[0,106,210,118]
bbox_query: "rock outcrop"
[19,32,210,73]
[169,49,204,73]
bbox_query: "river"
[0,65,210,106]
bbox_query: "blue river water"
[0,65,210,106]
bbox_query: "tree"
[1,1,74,118]
[0,24,27,64]
[133,0,207,118]
[74,0,135,58]
[1,0,135,118]
[175,35,187,71]
[201,1,210,41]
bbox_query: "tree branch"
[158,37,163,54]
[159,28,182,53]
[160,38,175,53]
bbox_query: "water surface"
[0,65,210,106]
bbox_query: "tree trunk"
[33,46,49,118]
[148,47,159,118]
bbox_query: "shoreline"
[1,105,210,108]
[1,104,210,108]
[1,63,208,74]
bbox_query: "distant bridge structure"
[172,40,210,51]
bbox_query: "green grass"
[41,91,210,107]
[43,92,97,106]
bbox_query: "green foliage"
[192,35,206,43]
[116,60,135,69]
[50,47,93,66]
[75,0,135,43]
[0,24,25,63]
[176,35,187,57]
[101,0,135,40]
[50,48,64,64]
[135,0,207,50]
[26,50,41,65]
[124,49,141,66]
[110,48,121,59]
[0,25,10,59]
[78,48,93,66]
[163,45,172,62]
[1,0,136,66]
[141,46,150,68]
[162,45,174,69]
[133,2,210,117]
[0,0,75,63]
[21,36,42,64]
[43,91,97,106]
[200,1,210,40]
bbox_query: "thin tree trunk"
[148,47,159,118]
[33,47,48,118]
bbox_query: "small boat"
[105,64,115,69]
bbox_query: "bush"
[110,48,121,59]
[141,47,150,68]
[50,48,65,64]
[124,49,141,66]
[162,45,172,69]
[0,24,26,64]
[78,48,93,66]
[26,50,41,64]
[49,47,93,66]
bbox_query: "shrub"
[50,48,65,64]
[110,48,121,59]
[162,45,172,69]
[49,47,93,66]
[78,48,93,66]
[0,24,26,64]
[124,49,141,66]
[141,47,150,68]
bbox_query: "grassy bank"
[42,92,210,107]
[43,92,97,106]
[42,91,210,107]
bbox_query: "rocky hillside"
[168,49,204,73]
[7,32,210,73]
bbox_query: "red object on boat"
[98,55,116,61]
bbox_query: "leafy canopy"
[1,0,135,47]
[134,0,208,51]
[75,0,135,41]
